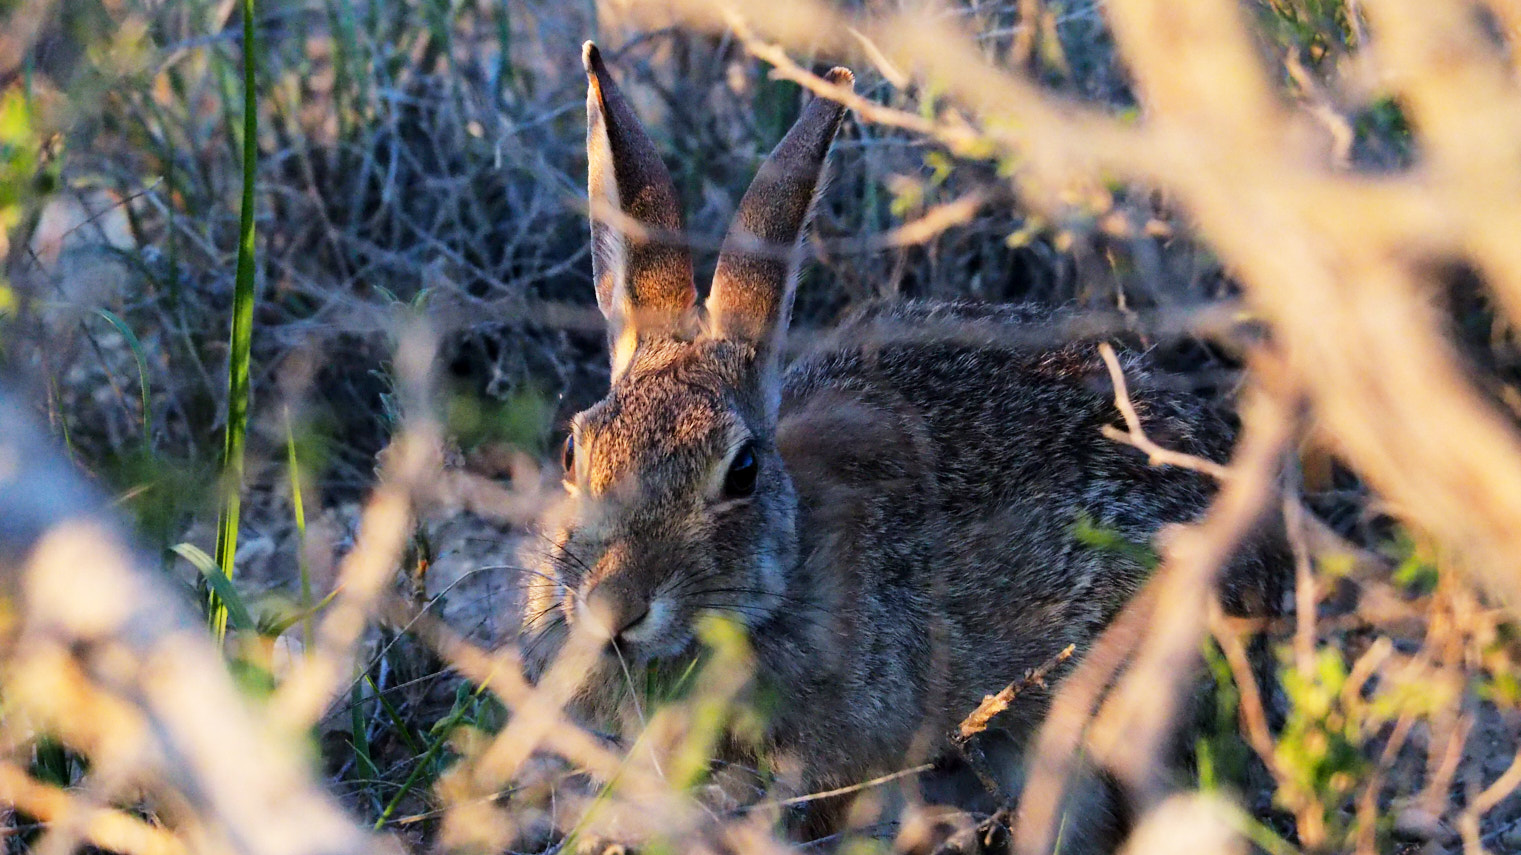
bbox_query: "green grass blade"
[211,0,260,642]
[325,0,356,137]
[493,2,513,98]
[284,407,313,651]
[46,375,74,463]
[92,308,151,445]
[259,587,340,639]
[349,680,382,815]
[172,542,256,633]
[366,673,425,755]
[31,738,74,787]
[373,680,490,830]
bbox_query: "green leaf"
[172,542,255,632]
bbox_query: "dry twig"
[957,644,1076,741]
[1097,342,1233,481]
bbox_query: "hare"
[521,42,1284,841]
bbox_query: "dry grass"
[1,0,1521,853]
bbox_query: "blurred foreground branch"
[0,390,393,855]
[0,762,185,855]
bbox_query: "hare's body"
[751,303,1236,785]
[522,43,1282,835]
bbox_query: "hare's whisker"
[492,564,581,594]
[684,587,834,614]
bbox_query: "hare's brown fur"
[521,44,1284,818]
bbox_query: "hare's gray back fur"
[755,301,1261,784]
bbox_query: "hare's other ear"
[584,42,697,377]
[707,69,852,369]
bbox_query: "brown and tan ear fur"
[706,67,853,409]
[583,41,849,389]
[584,42,698,378]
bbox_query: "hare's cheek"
[753,551,787,600]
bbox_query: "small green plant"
[1071,512,1159,571]
[668,614,761,790]
[174,542,257,634]
[1273,647,1370,845]
[1389,532,1439,595]
[445,385,554,455]
[1256,0,1358,65]
[1196,640,1253,793]
[374,680,498,830]
[0,84,51,250]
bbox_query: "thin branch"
[763,763,935,809]
[1206,608,1280,771]
[1098,341,1234,480]
[957,644,1076,740]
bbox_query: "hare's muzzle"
[578,581,669,649]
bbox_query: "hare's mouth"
[569,592,692,663]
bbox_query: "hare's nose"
[579,584,651,643]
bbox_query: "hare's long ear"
[707,69,852,373]
[584,42,697,377]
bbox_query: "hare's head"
[525,44,851,665]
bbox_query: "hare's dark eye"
[561,434,576,475]
[722,443,758,499]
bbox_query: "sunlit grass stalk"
[47,375,74,463]
[285,408,313,651]
[211,0,259,641]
